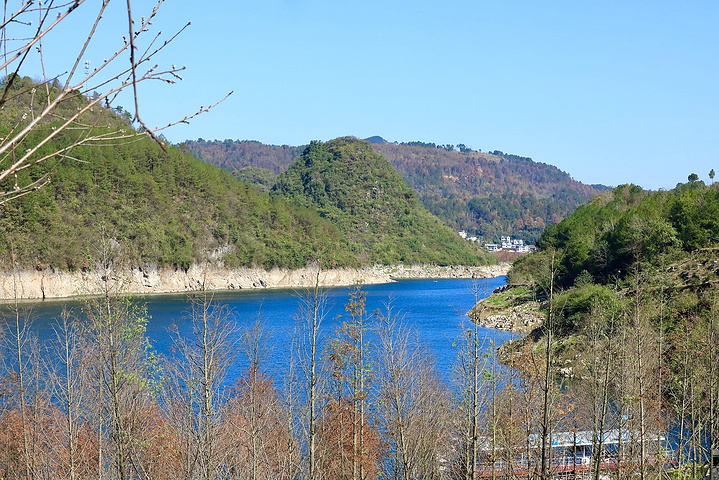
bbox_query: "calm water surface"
[14,277,512,385]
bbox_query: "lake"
[7,276,512,386]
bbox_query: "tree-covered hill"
[372,143,601,243]
[0,135,362,271]
[184,138,602,244]
[503,179,719,369]
[512,181,719,290]
[0,85,490,271]
[0,82,364,271]
[271,137,492,266]
[480,181,719,473]
[183,139,301,174]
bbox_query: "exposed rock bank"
[468,283,545,333]
[379,263,510,280]
[475,303,544,333]
[0,263,511,300]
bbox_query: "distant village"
[458,232,536,253]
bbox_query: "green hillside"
[183,138,602,244]
[0,82,358,271]
[0,84,489,271]
[477,181,719,480]
[183,139,299,174]
[0,135,360,271]
[271,137,492,266]
[373,143,602,243]
[502,179,719,373]
[512,181,719,290]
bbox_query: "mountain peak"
[364,135,388,144]
[272,137,489,266]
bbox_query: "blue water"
[6,277,511,386]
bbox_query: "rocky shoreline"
[468,283,545,333]
[0,262,511,301]
[474,303,544,333]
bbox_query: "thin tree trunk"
[540,253,556,480]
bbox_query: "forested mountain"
[184,138,603,244]
[271,137,491,266]
[0,136,358,271]
[512,181,719,290]
[373,143,601,243]
[0,85,488,271]
[506,180,719,342]
[184,139,302,174]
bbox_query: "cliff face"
[0,263,510,300]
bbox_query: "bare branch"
[0,0,225,203]
[153,91,234,132]
[0,176,51,205]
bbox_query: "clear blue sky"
[40,0,719,191]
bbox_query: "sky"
[29,0,719,191]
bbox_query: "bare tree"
[292,266,329,480]
[0,241,52,479]
[538,251,559,480]
[585,300,618,480]
[374,302,413,480]
[375,301,452,480]
[453,279,495,480]
[46,308,91,480]
[223,317,296,480]
[79,232,158,480]
[611,274,663,480]
[707,290,719,480]
[163,285,237,480]
[0,0,230,205]
[319,283,384,480]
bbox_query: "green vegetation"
[373,143,601,244]
[519,182,719,289]
[508,181,719,339]
[233,166,277,193]
[502,180,719,475]
[0,134,357,270]
[0,83,490,272]
[183,139,302,174]
[550,282,616,335]
[0,82,360,271]
[271,137,491,266]
[482,284,533,309]
[185,138,602,244]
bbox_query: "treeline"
[521,181,719,288]
[373,143,599,244]
[182,139,302,174]
[0,82,356,272]
[0,88,489,271]
[2,256,700,480]
[0,134,354,271]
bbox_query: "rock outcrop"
[475,303,544,333]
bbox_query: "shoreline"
[0,263,511,301]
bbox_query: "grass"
[482,285,534,309]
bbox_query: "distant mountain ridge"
[183,137,603,243]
